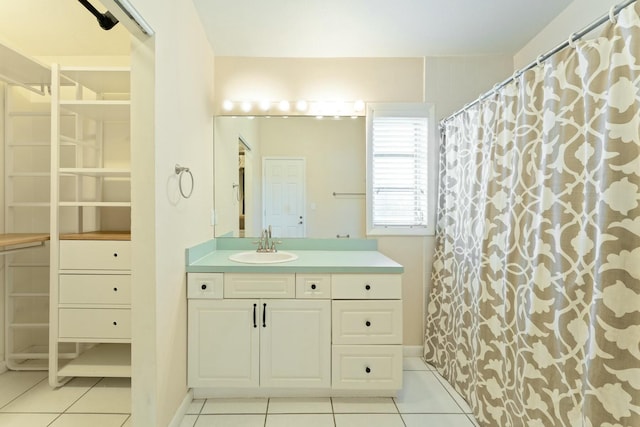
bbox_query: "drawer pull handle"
[201,284,207,290]
[365,321,371,327]
[311,284,317,290]
[113,253,118,258]
[365,284,371,290]
[365,367,371,374]
[253,304,257,328]
[262,303,267,327]
[113,321,118,326]
[113,287,118,292]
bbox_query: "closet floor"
[0,358,479,427]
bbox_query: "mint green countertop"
[186,238,404,274]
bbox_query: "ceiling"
[192,0,574,57]
[0,1,573,58]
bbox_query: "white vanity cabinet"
[188,270,403,396]
[188,273,331,390]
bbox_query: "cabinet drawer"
[331,274,401,299]
[188,273,224,299]
[59,274,131,305]
[224,273,295,299]
[59,308,130,340]
[60,240,131,270]
[296,274,331,299]
[332,345,402,390]
[332,300,402,344]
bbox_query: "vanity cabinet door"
[188,299,259,388]
[260,299,331,388]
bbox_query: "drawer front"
[296,274,331,299]
[188,273,224,299]
[59,274,131,305]
[60,240,131,270]
[331,274,401,299]
[224,273,295,299]
[332,345,403,390]
[59,308,131,339]
[332,300,402,344]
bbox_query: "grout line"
[120,414,131,427]
[0,374,48,411]
[61,376,103,414]
[46,412,64,427]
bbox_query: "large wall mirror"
[214,116,366,239]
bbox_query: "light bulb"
[241,101,252,113]
[295,100,308,112]
[259,100,271,111]
[354,100,365,112]
[278,100,290,111]
[222,100,234,111]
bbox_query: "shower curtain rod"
[441,0,638,125]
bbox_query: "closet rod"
[441,0,637,125]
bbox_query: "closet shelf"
[59,201,131,207]
[9,292,49,298]
[7,202,50,208]
[10,323,48,329]
[60,101,130,121]
[0,43,51,92]
[57,343,131,378]
[59,168,131,177]
[0,233,50,247]
[61,67,130,94]
[59,231,131,241]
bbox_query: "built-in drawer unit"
[58,308,131,340]
[332,345,403,390]
[224,273,295,299]
[59,274,131,305]
[59,240,131,270]
[332,300,402,345]
[331,274,401,299]
[296,274,331,299]
[188,273,224,299]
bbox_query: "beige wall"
[514,0,620,69]
[129,0,215,425]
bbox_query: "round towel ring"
[175,164,194,199]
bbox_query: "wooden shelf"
[0,43,51,89]
[59,168,131,178]
[0,233,50,247]
[59,201,131,208]
[57,343,131,378]
[59,231,131,241]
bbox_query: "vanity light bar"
[220,99,366,117]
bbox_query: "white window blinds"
[366,104,434,235]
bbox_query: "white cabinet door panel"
[188,299,259,388]
[260,299,330,388]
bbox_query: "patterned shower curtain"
[424,3,640,426]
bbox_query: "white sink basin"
[229,251,298,264]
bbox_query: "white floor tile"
[202,398,268,414]
[394,371,462,414]
[265,413,335,427]
[0,377,100,413]
[0,412,59,427]
[48,413,129,427]
[331,397,397,413]
[66,377,130,414]
[195,414,266,427]
[433,372,473,413]
[187,399,205,414]
[180,414,198,427]
[0,371,48,409]
[403,413,474,427]
[268,397,332,413]
[334,413,404,427]
[403,357,430,371]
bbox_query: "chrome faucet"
[254,225,281,252]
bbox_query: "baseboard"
[403,345,423,357]
[0,361,7,374]
[168,389,194,427]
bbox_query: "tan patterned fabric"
[424,3,640,426]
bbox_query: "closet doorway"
[263,158,306,238]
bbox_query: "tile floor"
[182,358,479,427]
[0,358,479,427]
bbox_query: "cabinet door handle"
[113,252,118,258]
[365,367,371,374]
[365,321,371,327]
[113,287,118,292]
[262,303,267,327]
[201,284,207,290]
[113,321,118,326]
[311,283,317,290]
[365,284,371,291]
[253,304,257,328]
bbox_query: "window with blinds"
[366,104,436,236]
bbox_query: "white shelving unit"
[2,43,63,370]
[49,64,132,387]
